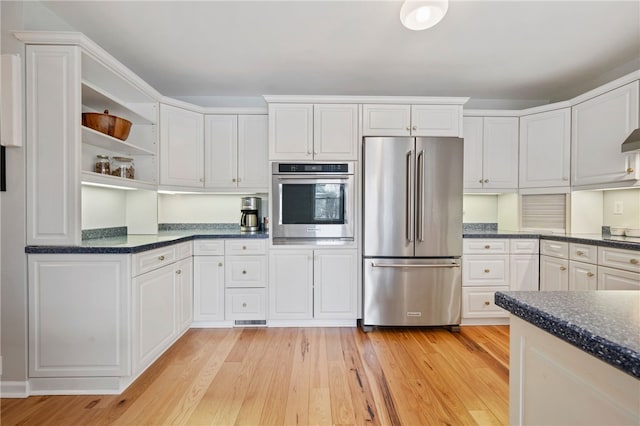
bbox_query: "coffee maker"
[240,196,261,232]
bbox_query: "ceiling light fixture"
[400,0,449,31]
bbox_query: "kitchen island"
[496,291,640,425]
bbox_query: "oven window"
[282,183,345,224]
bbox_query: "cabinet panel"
[569,261,598,291]
[224,239,266,255]
[569,243,597,264]
[313,104,358,160]
[540,255,569,291]
[176,257,193,333]
[411,105,460,136]
[519,108,571,189]
[511,254,540,291]
[510,239,539,254]
[540,240,569,258]
[225,255,267,288]
[597,266,640,290]
[463,239,509,254]
[193,256,225,321]
[269,250,313,319]
[268,103,313,160]
[313,249,357,319]
[463,255,509,286]
[132,245,177,277]
[362,104,411,136]
[194,239,225,255]
[462,116,484,189]
[204,115,237,188]
[225,288,266,320]
[598,247,640,273]
[482,117,519,189]
[572,81,640,187]
[462,286,509,319]
[237,115,268,188]
[160,104,204,187]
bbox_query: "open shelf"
[82,126,155,156]
[82,81,155,125]
[81,171,157,191]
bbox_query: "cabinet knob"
[626,167,634,174]
[412,125,417,131]
[242,303,247,308]
[576,250,584,256]
[484,301,490,306]
[479,179,483,184]
[242,270,247,275]
[232,178,236,182]
[218,262,223,267]
[406,126,411,131]
[176,269,182,275]
[200,178,204,183]
[484,179,489,183]
[242,245,247,250]
[158,255,165,261]
[237,178,241,183]
[307,150,312,155]
[586,272,594,277]
[484,269,490,273]
[630,259,639,265]
[484,245,491,249]
[560,266,567,271]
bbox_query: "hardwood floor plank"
[1,326,510,426]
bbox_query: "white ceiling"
[38,0,640,106]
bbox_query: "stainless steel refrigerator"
[362,136,463,327]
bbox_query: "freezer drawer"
[363,258,461,326]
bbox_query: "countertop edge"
[495,291,640,379]
[463,232,640,251]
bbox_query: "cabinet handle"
[630,259,639,265]
[586,272,594,277]
[218,262,223,267]
[412,125,417,131]
[484,269,490,273]
[242,303,247,308]
[576,250,584,256]
[627,167,634,174]
[560,266,567,271]
[176,270,182,275]
[484,301,490,306]
[484,245,491,249]
[484,179,489,183]
[242,270,247,274]
[158,255,165,261]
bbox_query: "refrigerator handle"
[371,262,461,268]
[417,149,425,242]
[406,150,413,242]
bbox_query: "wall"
[602,188,640,230]
[462,194,497,223]
[158,193,268,224]
[81,186,127,230]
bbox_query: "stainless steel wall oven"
[271,162,355,244]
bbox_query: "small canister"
[111,156,135,179]
[95,154,111,175]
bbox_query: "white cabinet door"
[362,104,411,136]
[313,249,357,319]
[462,116,484,189]
[510,254,540,291]
[204,114,237,188]
[482,117,519,190]
[193,256,225,321]
[519,108,571,189]
[237,115,268,189]
[225,255,267,288]
[26,45,82,245]
[176,257,193,333]
[313,104,358,160]
[28,254,130,377]
[160,104,204,187]
[569,261,597,291]
[572,81,640,187]
[540,255,569,291]
[268,103,313,160]
[133,263,177,373]
[597,266,640,290]
[269,250,313,319]
[411,105,461,137]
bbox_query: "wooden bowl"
[82,109,132,141]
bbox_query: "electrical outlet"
[614,201,623,215]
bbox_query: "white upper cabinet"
[463,116,519,192]
[160,104,204,187]
[204,115,237,188]
[572,81,640,188]
[269,103,357,161]
[519,108,571,190]
[362,104,462,137]
[237,115,269,189]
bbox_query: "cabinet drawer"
[175,241,193,260]
[462,286,509,319]
[132,245,176,277]
[540,240,568,258]
[463,239,509,254]
[510,239,539,254]
[193,239,225,255]
[225,239,266,255]
[598,247,640,273]
[225,256,267,288]
[597,266,640,290]
[569,243,597,264]
[462,255,509,286]
[225,288,266,320]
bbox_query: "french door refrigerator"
[362,136,463,327]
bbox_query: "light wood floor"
[1,325,509,425]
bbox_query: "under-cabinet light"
[81,181,137,191]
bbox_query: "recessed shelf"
[82,81,155,125]
[82,126,155,156]
[81,171,157,191]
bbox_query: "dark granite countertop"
[25,229,269,254]
[495,291,640,379]
[463,230,640,251]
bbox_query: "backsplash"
[158,223,239,231]
[81,226,127,240]
[463,223,498,232]
[158,193,268,224]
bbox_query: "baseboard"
[267,319,357,327]
[1,380,30,398]
[461,317,510,326]
[28,377,122,395]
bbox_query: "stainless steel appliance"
[362,137,463,327]
[271,162,355,244]
[240,196,261,232]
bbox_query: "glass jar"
[111,156,135,179]
[95,154,111,174]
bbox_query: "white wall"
[462,194,498,223]
[158,193,268,224]
[497,193,519,231]
[81,186,127,230]
[602,188,640,230]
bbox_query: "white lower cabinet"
[269,248,357,321]
[193,255,226,322]
[540,255,569,291]
[568,261,597,290]
[462,239,539,324]
[225,288,266,321]
[598,266,640,290]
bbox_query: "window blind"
[521,194,567,232]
